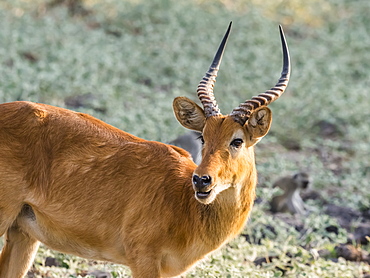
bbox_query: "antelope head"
[173,23,290,204]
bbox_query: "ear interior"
[245,107,272,146]
[173,97,205,132]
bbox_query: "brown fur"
[0,100,272,277]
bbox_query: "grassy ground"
[0,0,369,277]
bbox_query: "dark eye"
[230,138,243,148]
[197,135,205,144]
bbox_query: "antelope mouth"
[196,190,213,199]
[194,188,217,204]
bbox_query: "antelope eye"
[230,138,243,148]
[197,135,205,144]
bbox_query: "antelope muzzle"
[192,174,213,199]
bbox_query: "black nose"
[192,174,212,190]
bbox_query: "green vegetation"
[0,0,369,277]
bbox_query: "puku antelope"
[0,22,290,278]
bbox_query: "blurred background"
[0,0,369,277]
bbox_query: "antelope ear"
[173,97,205,132]
[245,107,272,146]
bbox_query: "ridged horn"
[197,22,232,118]
[230,25,291,125]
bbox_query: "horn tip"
[225,21,232,36]
[279,25,285,36]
